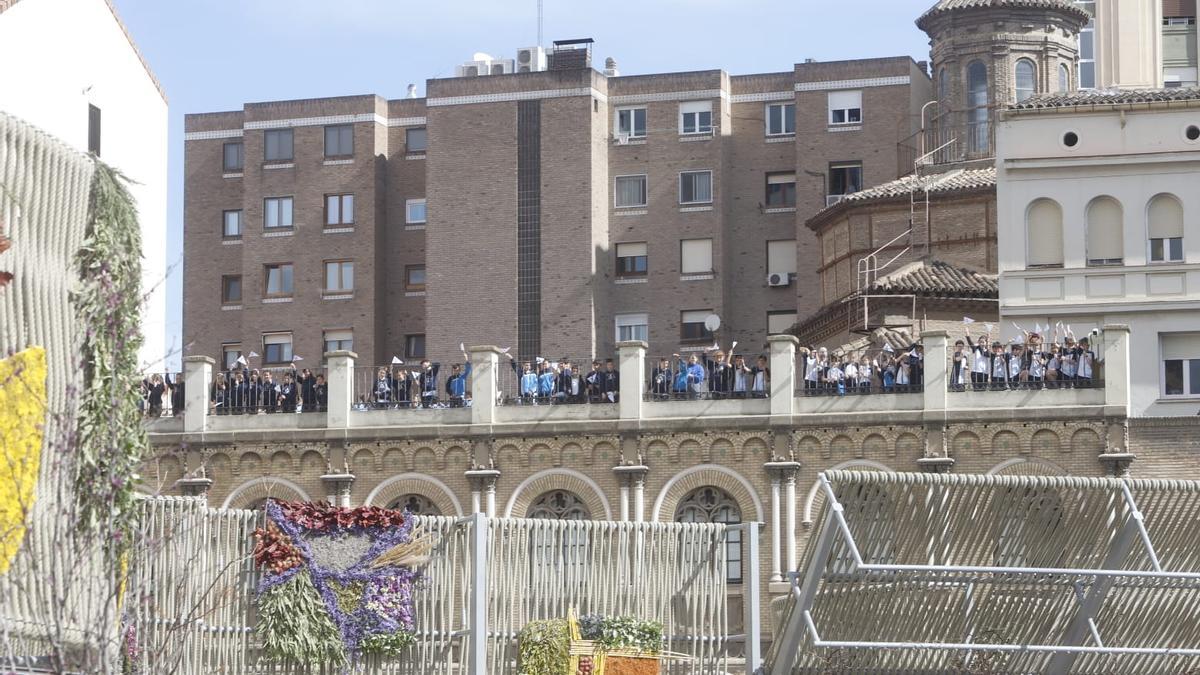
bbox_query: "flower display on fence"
[252,499,428,665]
[0,347,46,575]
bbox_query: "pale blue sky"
[110,0,937,368]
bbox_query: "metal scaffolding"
[767,470,1200,674]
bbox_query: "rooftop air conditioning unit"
[490,59,515,75]
[767,273,791,287]
[516,46,547,73]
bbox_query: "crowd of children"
[649,348,770,400]
[799,344,924,394]
[507,355,620,405]
[210,365,328,414]
[364,357,473,409]
[949,323,1100,390]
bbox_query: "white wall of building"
[0,0,168,370]
[996,103,1200,416]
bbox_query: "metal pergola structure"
[767,471,1200,674]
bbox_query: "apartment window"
[221,344,242,371]
[1163,334,1200,397]
[1026,198,1064,268]
[679,170,713,204]
[406,127,427,152]
[767,239,797,280]
[265,263,294,296]
[223,210,242,238]
[406,199,427,224]
[264,129,293,162]
[405,265,426,291]
[1085,196,1124,265]
[264,197,294,229]
[324,260,354,293]
[768,311,798,335]
[616,242,648,277]
[829,162,862,197]
[680,238,713,275]
[1015,60,1037,103]
[680,310,713,342]
[221,275,242,304]
[766,103,795,136]
[88,104,101,155]
[765,172,796,208]
[223,142,244,171]
[263,333,293,365]
[325,194,354,226]
[827,90,862,125]
[323,329,354,354]
[615,313,649,343]
[616,107,647,138]
[405,334,426,359]
[1058,64,1071,92]
[679,101,712,135]
[1148,194,1185,263]
[938,68,949,101]
[1077,1,1096,89]
[614,175,647,208]
[324,124,354,158]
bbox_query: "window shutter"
[1162,333,1200,360]
[617,242,647,258]
[767,172,796,185]
[681,239,713,274]
[264,333,291,346]
[1026,199,1064,266]
[324,329,353,343]
[1086,197,1123,261]
[1148,194,1184,239]
[681,310,710,324]
[767,240,797,275]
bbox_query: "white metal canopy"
[768,470,1200,674]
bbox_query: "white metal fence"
[127,498,754,674]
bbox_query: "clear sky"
[110,0,937,368]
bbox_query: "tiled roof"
[1009,87,1200,111]
[808,167,996,231]
[0,0,166,103]
[869,260,998,298]
[835,327,918,356]
[917,0,1089,28]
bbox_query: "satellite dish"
[704,314,721,332]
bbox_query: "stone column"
[1099,452,1136,477]
[617,340,647,420]
[765,468,783,583]
[1102,324,1130,416]
[468,346,501,425]
[920,330,948,412]
[613,465,649,522]
[768,335,799,416]
[466,468,501,517]
[182,355,214,434]
[766,460,802,574]
[324,350,356,429]
[321,473,355,507]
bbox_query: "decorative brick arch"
[363,473,463,516]
[651,465,764,523]
[504,468,612,520]
[221,477,310,509]
[986,457,1067,476]
[803,459,894,526]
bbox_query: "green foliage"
[594,615,663,654]
[72,162,146,543]
[360,631,416,657]
[257,573,347,667]
[517,618,571,675]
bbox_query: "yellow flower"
[0,347,47,574]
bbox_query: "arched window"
[1148,193,1185,263]
[1086,197,1124,266]
[527,490,590,519]
[387,494,441,516]
[938,67,949,101]
[1015,59,1037,102]
[675,487,742,583]
[1026,199,1064,268]
[1058,63,1071,92]
[966,61,990,153]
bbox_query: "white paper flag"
[984,323,995,333]
[391,356,404,365]
[236,355,248,366]
[535,357,545,364]
[883,344,895,353]
[710,342,720,351]
[459,342,466,353]
[730,341,738,353]
[292,355,303,362]
[248,351,260,358]
[499,347,511,354]
[963,317,976,324]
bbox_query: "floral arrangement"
[518,609,676,675]
[0,347,46,574]
[252,499,430,665]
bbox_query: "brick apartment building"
[183,47,931,369]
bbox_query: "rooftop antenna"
[537,0,543,47]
